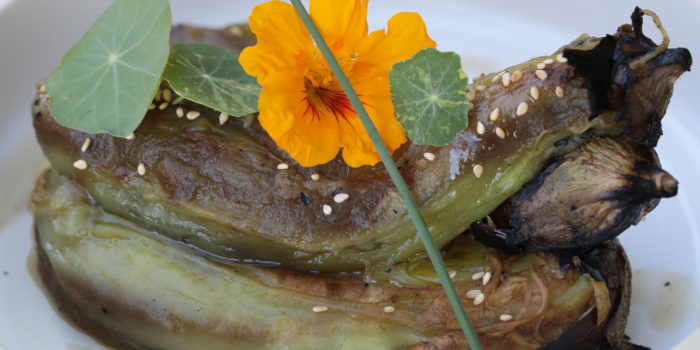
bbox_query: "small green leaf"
[389,48,469,146]
[162,43,261,117]
[46,0,172,137]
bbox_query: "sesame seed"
[186,111,200,120]
[229,26,244,37]
[81,138,91,152]
[219,113,229,125]
[474,85,485,91]
[472,271,485,280]
[489,108,500,121]
[176,107,184,118]
[510,70,523,83]
[449,270,456,279]
[535,70,548,80]
[39,85,47,94]
[473,164,484,178]
[466,91,476,102]
[466,290,482,299]
[482,272,492,285]
[495,127,506,139]
[516,102,528,116]
[476,121,485,135]
[334,193,349,203]
[423,152,436,161]
[312,305,328,313]
[500,314,514,321]
[73,159,88,170]
[543,58,554,65]
[501,72,511,87]
[158,102,168,110]
[162,89,172,103]
[383,306,395,313]
[536,62,546,70]
[155,90,163,101]
[556,53,568,63]
[473,293,485,305]
[137,162,146,176]
[125,132,135,140]
[277,163,289,170]
[311,173,320,181]
[492,71,505,82]
[244,115,255,128]
[148,103,156,110]
[530,86,540,100]
[556,86,565,97]
[323,205,332,215]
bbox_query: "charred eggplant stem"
[33,9,690,272]
[542,241,648,350]
[472,137,678,252]
[564,7,692,146]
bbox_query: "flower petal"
[239,1,313,85]
[257,71,342,167]
[356,12,436,79]
[340,77,407,167]
[339,115,379,167]
[310,0,368,54]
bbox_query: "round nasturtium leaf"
[389,48,469,146]
[163,42,261,118]
[46,0,171,137]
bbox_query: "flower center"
[303,79,354,123]
[302,54,357,122]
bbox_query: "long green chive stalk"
[289,1,483,349]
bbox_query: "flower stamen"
[303,77,355,122]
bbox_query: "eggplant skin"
[32,14,689,271]
[564,7,692,147]
[472,137,678,252]
[31,169,631,350]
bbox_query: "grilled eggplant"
[472,137,678,252]
[32,169,632,350]
[31,12,690,271]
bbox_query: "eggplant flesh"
[31,14,690,271]
[472,137,678,252]
[32,169,631,350]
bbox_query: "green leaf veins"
[162,42,261,117]
[389,48,469,146]
[46,0,172,137]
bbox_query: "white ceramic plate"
[1,1,698,349]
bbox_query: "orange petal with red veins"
[258,71,342,167]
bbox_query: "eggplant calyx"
[473,137,677,252]
[564,7,692,146]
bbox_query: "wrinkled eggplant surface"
[32,169,631,350]
[32,14,689,271]
[473,137,678,252]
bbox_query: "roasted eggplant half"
[472,137,678,252]
[31,11,690,271]
[32,169,633,350]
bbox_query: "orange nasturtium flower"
[239,0,436,167]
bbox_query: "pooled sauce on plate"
[631,269,694,332]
